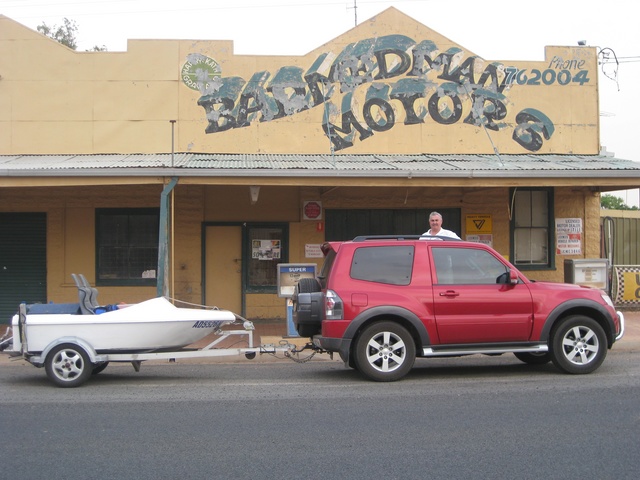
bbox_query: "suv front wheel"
[354,321,416,382]
[550,315,607,374]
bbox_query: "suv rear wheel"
[550,315,607,374]
[354,321,416,382]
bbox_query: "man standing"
[422,211,461,239]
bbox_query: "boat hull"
[11,297,236,353]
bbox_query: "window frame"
[509,187,555,271]
[95,207,160,286]
[243,223,289,294]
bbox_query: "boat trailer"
[1,302,324,388]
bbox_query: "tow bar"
[284,341,331,364]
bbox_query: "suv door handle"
[439,290,460,297]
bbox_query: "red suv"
[293,236,625,381]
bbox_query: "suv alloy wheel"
[354,321,416,382]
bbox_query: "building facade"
[2,8,640,322]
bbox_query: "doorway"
[204,225,243,314]
[203,222,289,318]
[0,212,47,323]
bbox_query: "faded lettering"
[192,35,566,152]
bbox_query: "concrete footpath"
[1,311,638,366]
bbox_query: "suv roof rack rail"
[351,235,461,242]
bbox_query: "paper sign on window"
[252,240,281,260]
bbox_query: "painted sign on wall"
[180,34,592,153]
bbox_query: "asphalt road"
[1,348,639,480]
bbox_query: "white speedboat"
[9,296,237,354]
[1,274,296,388]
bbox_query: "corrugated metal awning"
[1,153,640,179]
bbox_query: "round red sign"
[304,201,322,219]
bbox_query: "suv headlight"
[325,290,343,320]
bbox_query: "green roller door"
[0,213,47,324]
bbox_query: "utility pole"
[348,0,357,27]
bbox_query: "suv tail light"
[325,290,343,320]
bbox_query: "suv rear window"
[351,246,414,285]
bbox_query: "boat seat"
[27,303,81,315]
[71,273,97,315]
[71,273,99,307]
[78,274,99,308]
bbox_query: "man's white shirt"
[422,228,460,239]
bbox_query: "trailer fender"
[29,337,100,367]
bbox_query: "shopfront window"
[511,188,554,269]
[96,208,159,285]
[245,224,288,292]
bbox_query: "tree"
[601,194,638,210]
[37,18,78,50]
[36,18,107,51]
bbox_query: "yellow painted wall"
[0,183,601,319]
[0,183,323,318]
[203,185,300,222]
[0,185,162,305]
[1,8,600,156]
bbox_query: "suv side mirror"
[497,269,520,285]
[509,268,519,285]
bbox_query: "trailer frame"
[7,303,299,387]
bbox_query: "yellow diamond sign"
[466,215,492,234]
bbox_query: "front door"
[204,226,242,314]
[430,246,534,344]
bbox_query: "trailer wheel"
[245,352,257,360]
[45,343,93,388]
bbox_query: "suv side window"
[351,246,414,285]
[433,247,508,285]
